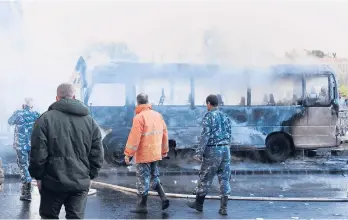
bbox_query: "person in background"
[0,158,4,188]
[339,92,347,108]
[187,94,232,216]
[8,98,40,201]
[124,93,170,213]
[29,83,104,219]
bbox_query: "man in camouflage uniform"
[187,94,232,216]
[8,98,40,201]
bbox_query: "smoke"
[0,0,345,111]
[0,1,347,170]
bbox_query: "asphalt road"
[96,173,348,198]
[2,178,348,219]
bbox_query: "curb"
[4,167,348,178]
[91,181,348,202]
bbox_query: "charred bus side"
[72,59,340,165]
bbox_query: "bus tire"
[264,133,292,163]
[103,137,126,166]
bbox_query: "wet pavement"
[2,177,348,219]
[96,173,348,198]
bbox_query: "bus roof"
[90,62,336,84]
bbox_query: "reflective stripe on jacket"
[124,104,169,164]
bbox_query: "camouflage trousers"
[196,145,231,197]
[16,147,32,184]
[135,161,161,195]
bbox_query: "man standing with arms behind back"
[124,93,170,213]
[187,94,232,216]
[29,83,104,219]
[8,98,40,201]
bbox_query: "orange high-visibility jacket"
[124,104,169,164]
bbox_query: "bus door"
[305,75,337,147]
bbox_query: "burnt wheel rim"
[269,141,286,156]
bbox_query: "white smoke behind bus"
[2,1,344,110]
[0,1,347,131]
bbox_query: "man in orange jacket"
[124,93,170,213]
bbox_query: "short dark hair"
[206,94,219,107]
[137,93,149,105]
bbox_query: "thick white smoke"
[0,1,347,162]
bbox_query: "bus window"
[305,76,330,106]
[220,83,248,106]
[136,79,191,105]
[250,76,302,106]
[89,83,126,106]
[194,78,221,105]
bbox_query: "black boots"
[218,196,228,215]
[186,195,205,212]
[130,194,148,213]
[154,183,170,210]
[131,183,170,214]
[187,195,228,215]
[20,182,32,201]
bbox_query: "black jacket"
[29,99,104,192]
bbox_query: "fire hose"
[31,181,348,202]
[90,181,348,202]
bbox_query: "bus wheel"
[264,134,292,163]
[103,138,126,166]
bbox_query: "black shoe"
[218,196,228,215]
[186,195,205,212]
[154,183,170,210]
[20,182,32,201]
[130,194,148,213]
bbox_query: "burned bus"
[72,58,340,165]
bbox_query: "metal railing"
[338,109,348,136]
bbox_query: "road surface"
[97,173,348,198]
[2,177,348,219]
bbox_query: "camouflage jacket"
[196,108,232,157]
[8,107,40,149]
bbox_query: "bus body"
[72,58,340,165]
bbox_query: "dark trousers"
[39,187,88,219]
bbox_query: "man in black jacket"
[29,83,104,219]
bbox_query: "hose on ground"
[91,181,348,202]
[31,180,348,202]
